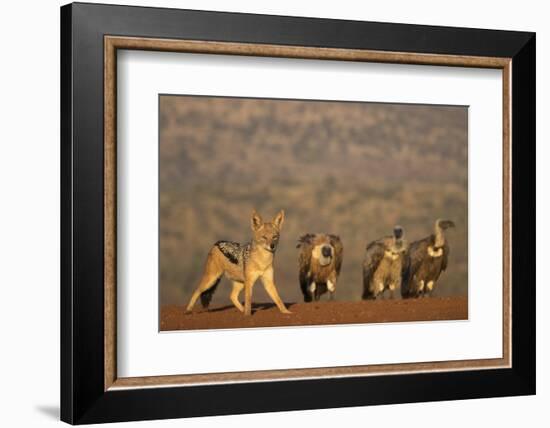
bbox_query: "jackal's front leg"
[243,271,260,316]
[261,267,291,314]
[230,281,244,312]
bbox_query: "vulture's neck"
[434,224,445,248]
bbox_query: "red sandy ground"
[160,296,468,331]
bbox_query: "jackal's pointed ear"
[273,210,285,230]
[251,210,263,231]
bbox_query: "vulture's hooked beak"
[439,220,456,230]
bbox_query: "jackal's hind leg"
[185,271,222,312]
[230,281,244,312]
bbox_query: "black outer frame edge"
[79,370,533,425]
[510,34,536,392]
[60,4,74,425]
[60,2,536,424]
[70,1,533,56]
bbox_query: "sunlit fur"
[185,210,291,316]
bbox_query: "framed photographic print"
[60,2,535,424]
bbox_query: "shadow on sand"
[206,302,296,314]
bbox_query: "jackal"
[185,210,291,316]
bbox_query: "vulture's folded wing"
[329,234,344,276]
[363,240,385,287]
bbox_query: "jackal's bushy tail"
[200,276,222,308]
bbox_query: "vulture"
[362,226,408,300]
[402,219,455,298]
[297,234,344,302]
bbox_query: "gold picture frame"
[103,36,512,391]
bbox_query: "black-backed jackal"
[185,210,291,316]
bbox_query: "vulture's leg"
[308,281,316,302]
[418,280,425,298]
[388,283,396,299]
[426,281,434,298]
[327,279,335,300]
[394,276,402,299]
[377,282,385,299]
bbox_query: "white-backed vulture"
[362,226,408,300]
[297,234,343,302]
[402,219,455,298]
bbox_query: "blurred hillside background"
[159,95,468,306]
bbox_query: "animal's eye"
[262,236,268,240]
